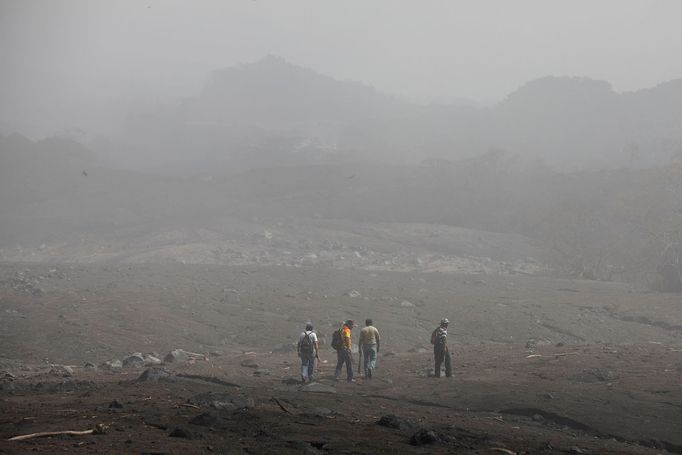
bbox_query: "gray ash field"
[1,262,681,454]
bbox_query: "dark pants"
[434,344,452,378]
[335,349,353,381]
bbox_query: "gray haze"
[3,3,682,451]
[2,0,682,136]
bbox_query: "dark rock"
[109,400,124,409]
[123,353,145,368]
[376,414,415,432]
[164,349,189,363]
[281,377,300,385]
[0,381,16,392]
[83,362,97,371]
[190,392,254,411]
[169,427,194,439]
[137,367,171,382]
[239,359,259,368]
[189,411,228,427]
[410,429,440,445]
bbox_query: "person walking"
[358,318,380,378]
[334,320,354,382]
[431,318,452,378]
[297,322,319,383]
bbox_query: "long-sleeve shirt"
[342,324,352,350]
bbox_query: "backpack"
[300,331,314,355]
[331,328,343,351]
[431,327,444,346]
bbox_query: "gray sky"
[2,0,682,135]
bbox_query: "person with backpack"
[297,322,319,383]
[358,318,381,378]
[332,320,354,382]
[431,318,452,378]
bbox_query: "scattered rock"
[345,290,361,298]
[301,382,336,394]
[137,367,171,382]
[189,412,227,428]
[0,382,16,392]
[253,369,270,376]
[190,392,254,411]
[377,414,416,432]
[49,365,74,377]
[83,362,97,371]
[282,377,301,385]
[399,300,415,308]
[164,349,189,363]
[209,350,225,357]
[100,359,122,371]
[109,400,124,409]
[410,429,440,445]
[240,359,259,368]
[143,354,162,366]
[123,353,145,368]
[169,427,194,439]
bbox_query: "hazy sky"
[2,0,682,135]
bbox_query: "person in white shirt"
[297,322,319,383]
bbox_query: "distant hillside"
[93,57,682,172]
[188,55,408,129]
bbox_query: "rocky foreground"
[1,342,681,454]
[1,261,681,454]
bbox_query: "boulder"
[399,300,415,308]
[100,359,122,371]
[164,349,189,363]
[123,353,145,368]
[376,414,415,432]
[410,429,440,445]
[49,365,74,377]
[169,427,194,439]
[137,367,171,382]
[189,392,254,411]
[143,354,162,366]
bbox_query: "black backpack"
[300,331,314,355]
[331,328,343,351]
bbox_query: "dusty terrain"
[1,261,681,454]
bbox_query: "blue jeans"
[362,344,377,376]
[300,353,315,381]
[335,349,353,381]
